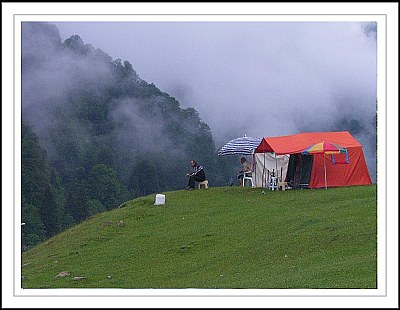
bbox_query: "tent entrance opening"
[286,154,313,189]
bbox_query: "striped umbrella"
[301,141,347,189]
[217,135,262,156]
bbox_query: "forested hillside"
[21,22,236,248]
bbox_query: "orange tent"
[255,131,372,188]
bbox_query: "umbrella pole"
[324,154,327,189]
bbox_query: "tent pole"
[263,152,266,188]
[252,151,256,186]
[324,154,327,189]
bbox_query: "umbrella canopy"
[301,141,347,189]
[301,141,347,155]
[217,136,262,156]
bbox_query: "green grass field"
[21,185,377,289]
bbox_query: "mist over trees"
[21,22,235,248]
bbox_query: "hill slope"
[21,22,237,248]
[21,185,377,289]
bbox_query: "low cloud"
[52,21,378,180]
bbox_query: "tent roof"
[255,131,362,155]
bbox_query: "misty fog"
[50,21,377,181]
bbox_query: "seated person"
[186,159,206,190]
[237,157,252,186]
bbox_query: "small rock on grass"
[55,271,70,278]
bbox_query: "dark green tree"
[21,201,46,249]
[22,123,73,245]
[87,199,107,216]
[22,123,50,207]
[129,158,161,198]
[86,164,128,211]
[65,167,90,222]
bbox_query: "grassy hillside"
[21,185,377,289]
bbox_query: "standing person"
[237,157,252,186]
[186,160,206,190]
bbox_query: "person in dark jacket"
[186,159,206,190]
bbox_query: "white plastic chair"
[243,171,255,188]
